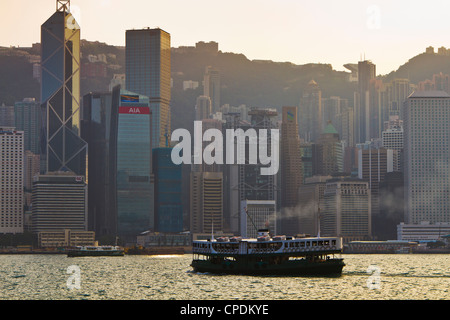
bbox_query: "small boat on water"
[191,229,345,276]
[67,245,124,257]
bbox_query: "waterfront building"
[357,145,394,238]
[378,172,404,240]
[280,107,303,235]
[240,200,276,239]
[280,106,302,207]
[0,128,24,234]
[38,229,95,248]
[297,175,332,236]
[112,86,152,240]
[403,91,450,225]
[125,28,171,150]
[153,147,183,233]
[190,171,223,234]
[40,1,87,175]
[322,178,371,243]
[31,172,87,233]
[81,91,115,238]
[397,221,450,241]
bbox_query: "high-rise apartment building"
[0,104,14,127]
[125,28,171,149]
[299,80,322,142]
[203,66,221,113]
[195,96,212,121]
[315,122,344,176]
[403,91,450,225]
[40,1,87,175]
[24,150,40,208]
[14,98,42,155]
[382,122,403,172]
[0,128,24,234]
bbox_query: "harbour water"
[0,254,449,300]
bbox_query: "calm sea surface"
[0,254,449,300]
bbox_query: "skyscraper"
[203,66,221,113]
[40,0,87,175]
[0,104,14,127]
[280,107,303,235]
[190,171,223,234]
[14,98,42,154]
[0,128,24,234]
[112,86,152,240]
[403,91,450,225]
[355,60,376,144]
[281,106,302,208]
[153,147,183,233]
[125,28,171,149]
[299,80,322,142]
[81,91,115,238]
[195,96,212,121]
[322,178,371,243]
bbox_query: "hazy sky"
[1,0,450,75]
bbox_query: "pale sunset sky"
[1,0,449,75]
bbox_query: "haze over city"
[1,0,450,75]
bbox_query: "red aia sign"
[119,106,150,114]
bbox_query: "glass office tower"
[153,147,183,233]
[40,1,87,175]
[81,92,115,238]
[125,28,171,150]
[112,86,152,240]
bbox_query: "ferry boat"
[191,229,345,276]
[67,245,125,257]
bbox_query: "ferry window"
[332,240,336,245]
[318,241,323,246]
[312,241,317,246]
[300,242,305,247]
[306,242,310,247]
[324,241,329,246]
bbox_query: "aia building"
[112,86,152,242]
[82,86,153,243]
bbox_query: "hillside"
[2,41,450,133]
[382,52,450,84]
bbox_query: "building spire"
[57,0,70,12]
